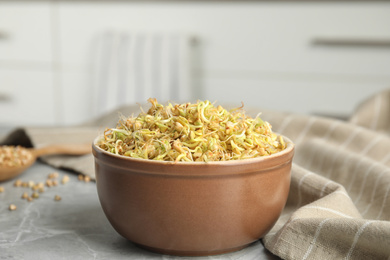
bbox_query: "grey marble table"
[0,160,281,260]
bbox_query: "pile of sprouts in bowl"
[97,98,286,162]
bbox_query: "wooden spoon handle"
[32,144,92,158]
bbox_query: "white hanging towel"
[90,31,195,117]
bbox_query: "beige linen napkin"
[259,89,390,259]
[1,91,390,259]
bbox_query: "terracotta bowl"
[92,135,294,256]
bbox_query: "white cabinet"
[0,1,56,126]
[60,69,94,125]
[57,1,390,122]
[204,77,390,117]
[58,2,390,75]
[0,2,52,63]
[0,69,56,126]
[1,1,390,126]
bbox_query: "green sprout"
[97,98,286,162]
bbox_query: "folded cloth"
[1,91,390,259]
[259,89,390,259]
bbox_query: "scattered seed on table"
[48,172,59,179]
[46,179,53,187]
[14,179,22,187]
[8,172,87,210]
[32,183,44,192]
[61,175,69,184]
[84,176,91,183]
[21,192,29,199]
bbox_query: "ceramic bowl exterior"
[92,136,294,256]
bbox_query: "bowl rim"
[92,133,294,167]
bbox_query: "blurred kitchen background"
[1,1,390,127]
